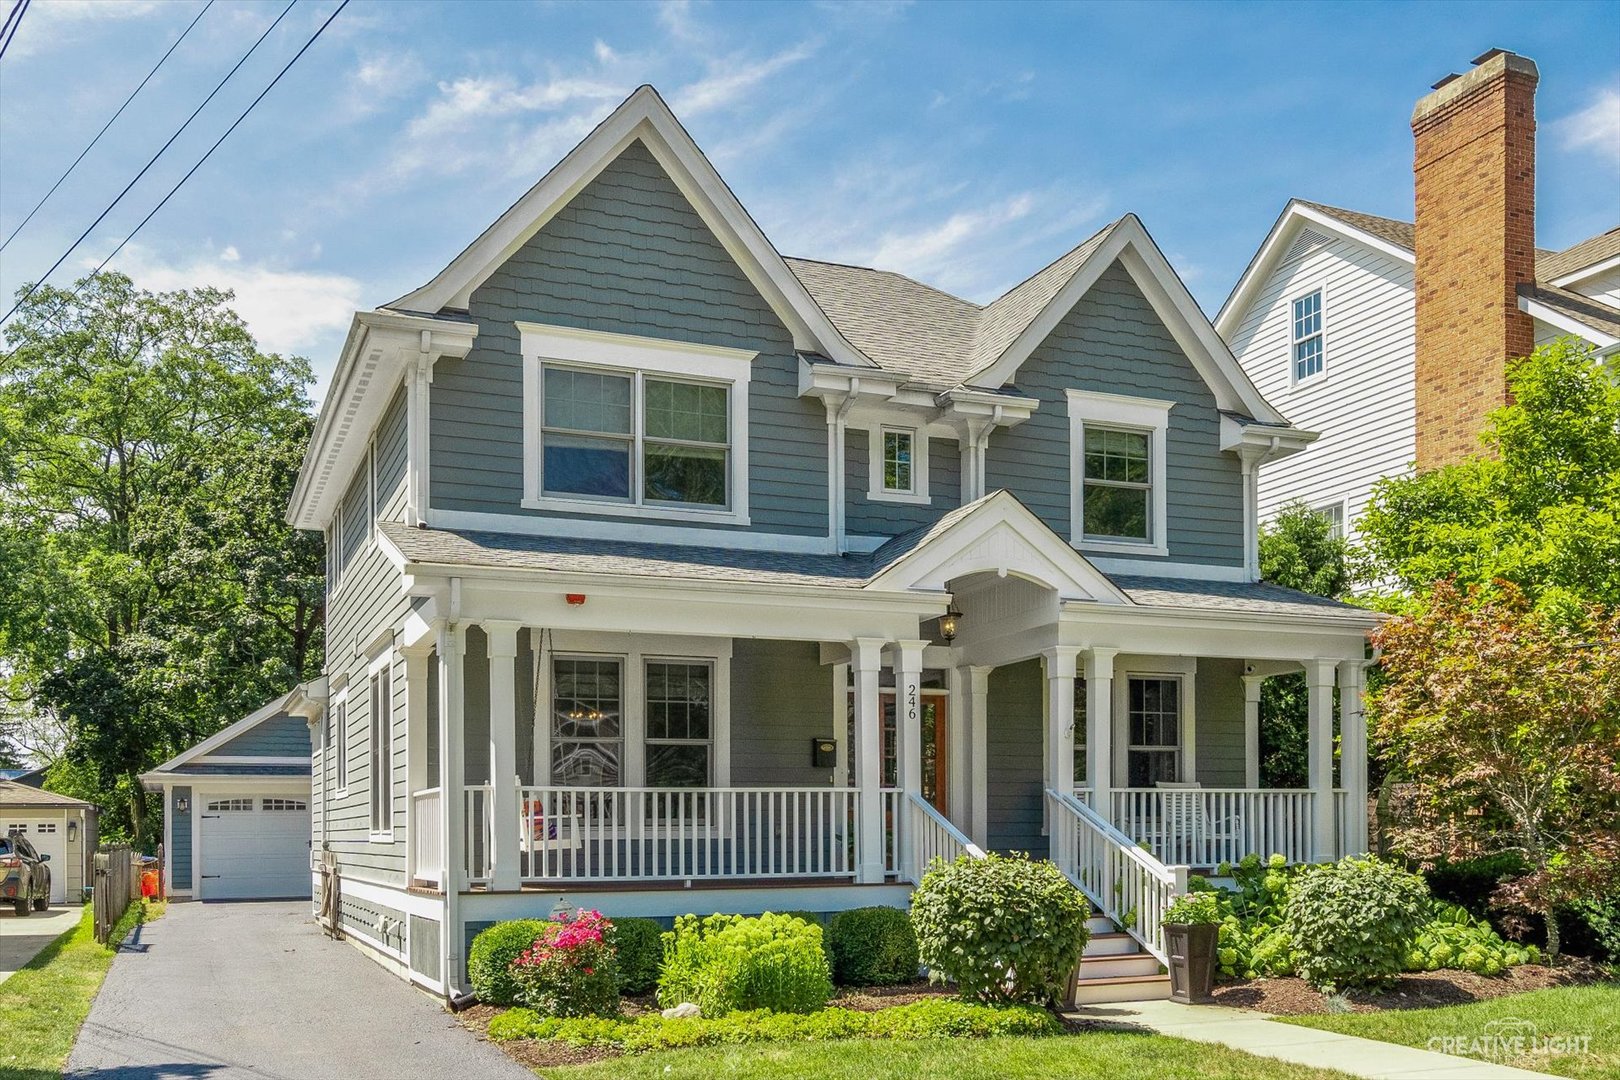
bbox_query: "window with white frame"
[551,657,624,787]
[206,798,253,812]
[369,659,394,835]
[1066,390,1172,555]
[263,798,307,812]
[520,323,754,524]
[866,426,930,504]
[1292,289,1324,382]
[336,695,351,791]
[1312,500,1345,541]
[1127,676,1181,787]
[645,661,713,787]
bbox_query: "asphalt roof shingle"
[1538,227,1620,282]
[0,780,94,809]
[1519,282,1620,340]
[1296,201,1415,253]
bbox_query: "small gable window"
[883,429,914,493]
[865,426,930,505]
[1292,289,1324,382]
[1312,499,1345,541]
[1066,389,1173,557]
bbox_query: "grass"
[0,898,161,1080]
[1281,983,1620,1080]
[538,1031,1358,1079]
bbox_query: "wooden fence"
[92,845,138,945]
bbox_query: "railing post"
[851,638,886,883]
[1306,658,1339,862]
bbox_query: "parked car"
[0,834,50,916]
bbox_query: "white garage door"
[4,816,67,903]
[198,794,311,900]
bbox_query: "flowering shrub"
[657,912,833,1016]
[509,909,621,1018]
[1409,902,1541,975]
[469,919,550,1005]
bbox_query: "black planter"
[1164,922,1219,1004]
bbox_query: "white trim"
[866,425,930,505]
[426,507,836,554]
[148,690,299,773]
[1518,295,1620,349]
[1066,389,1173,558]
[367,648,396,843]
[1550,252,1620,290]
[518,321,753,527]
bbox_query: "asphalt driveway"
[67,901,530,1080]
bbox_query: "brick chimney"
[1411,48,1538,469]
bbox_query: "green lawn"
[540,1031,1357,1079]
[1281,983,1620,1080]
[0,899,158,1080]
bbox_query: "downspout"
[1241,436,1281,582]
[828,380,860,554]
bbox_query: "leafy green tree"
[1256,502,1348,787]
[1354,338,1620,619]
[0,272,322,845]
[1372,581,1620,957]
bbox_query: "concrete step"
[1070,972,1172,1005]
[1076,952,1163,980]
[1082,931,1140,957]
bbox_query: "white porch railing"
[465,785,494,885]
[410,788,443,886]
[903,792,985,883]
[881,788,900,877]
[1111,788,1315,867]
[1048,788,1181,964]
[1334,789,1352,858]
[512,786,861,883]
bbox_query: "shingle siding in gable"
[844,432,962,538]
[430,139,827,537]
[217,713,310,758]
[983,259,1245,566]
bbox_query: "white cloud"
[106,245,364,359]
[9,0,160,56]
[866,194,1039,276]
[1557,87,1620,165]
[671,43,819,117]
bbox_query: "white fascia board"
[1550,253,1620,289]
[1219,414,1320,463]
[1519,296,1619,348]
[797,359,905,401]
[147,690,297,774]
[388,86,872,369]
[287,311,477,531]
[1214,201,1414,338]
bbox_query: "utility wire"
[0,0,30,61]
[1,0,297,324]
[80,0,351,294]
[1,1,215,254]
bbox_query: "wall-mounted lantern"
[175,795,189,814]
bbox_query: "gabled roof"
[143,690,307,779]
[1518,282,1620,347]
[1538,227,1620,285]
[0,780,93,810]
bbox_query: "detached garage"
[142,688,317,901]
[0,782,94,904]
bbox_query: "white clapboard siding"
[1570,266,1620,309]
[1226,230,1416,543]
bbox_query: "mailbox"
[812,737,837,768]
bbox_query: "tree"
[1256,501,1348,787]
[0,272,322,845]
[1355,339,1620,619]
[1371,580,1620,957]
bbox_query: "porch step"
[1082,932,1144,958]
[1069,972,1172,1005]
[1085,914,1117,936]
[1075,951,1162,980]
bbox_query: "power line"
[1,0,297,324]
[0,0,30,61]
[1,1,215,254]
[84,0,352,291]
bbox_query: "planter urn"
[1164,922,1218,1004]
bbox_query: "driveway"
[0,904,82,983]
[67,901,531,1080]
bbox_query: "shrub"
[826,906,918,986]
[509,910,620,1018]
[609,917,665,995]
[1565,894,1620,962]
[468,919,549,1005]
[1285,856,1430,991]
[1422,853,1529,919]
[1163,892,1222,925]
[910,853,1090,1007]
[1410,902,1541,975]
[485,999,1060,1051]
[657,912,832,1016]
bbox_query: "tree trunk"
[127,776,149,850]
[1545,908,1561,961]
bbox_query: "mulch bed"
[831,980,958,1011]
[1210,958,1610,1016]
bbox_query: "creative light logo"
[1427,1017,1592,1060]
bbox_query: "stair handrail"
[1046,788,1182,964]
[903,791,985,883]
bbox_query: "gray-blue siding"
[844,432,961,537]
[431,139,827,537]
[985,659,1047,858]
[171,786,191,890]
[216,712,310,758]
[985,259,1246,566]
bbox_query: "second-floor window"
[882,429,914,494]
[1066,389,1172,556]
[1292,289,1324,382]
[1312,500,1345,541]
[1081,427,1152,541]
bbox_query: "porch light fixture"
[939,604,963,643]
[175,796,189,814]
[67,820,78,842]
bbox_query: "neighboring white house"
[0,781,94,904]
[141,689,316,901]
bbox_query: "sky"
[1,0,1616,398]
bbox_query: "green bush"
[826,907,918,987]
[1163,892,1222,925]
[1285,856,1431,991]
[657,912,833,1016]
[609,917,665,995]
[487,999,1060,1051]
[1410,902,1541,975]
[910,853,1090,1007]
[508,910,620,1018]
[468,920,548,1005]
[1208,854,1300,981]
[1565,894,1620,962]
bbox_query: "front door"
[847,691,949,814]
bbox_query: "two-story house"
[275,86,1378,1000]
[1218,49,1620,542]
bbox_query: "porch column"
[1043,646,1082,798]
[401,642,432,884]
[1084,648,1118,823]
[895,639,928,880]
[436,622,466,994]
[484,621,522,892]
[1339,660,1369,856]
[1242,674,1264,790]
[945,666,970,828]
[1306,658,1339,861]
[851,638,886,883]
[967,665,992,848]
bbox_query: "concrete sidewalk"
[0,905,82,984]
[1067,999,1561,1080]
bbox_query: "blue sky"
[2,0,1616,395]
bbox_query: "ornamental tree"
[1371,580,1620,956]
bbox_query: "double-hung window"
[1292,289,1324,382]
[1066,390,1172,556]
[645,661,713,787]
[369,660,393,835]
[882,429,913,494]
[551,657,624,787]
[521,323,754,524]
[1127,676,1181,787]
[1312,500,1345,541]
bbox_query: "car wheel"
[12,898,28,917]
[32,894,47,912]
